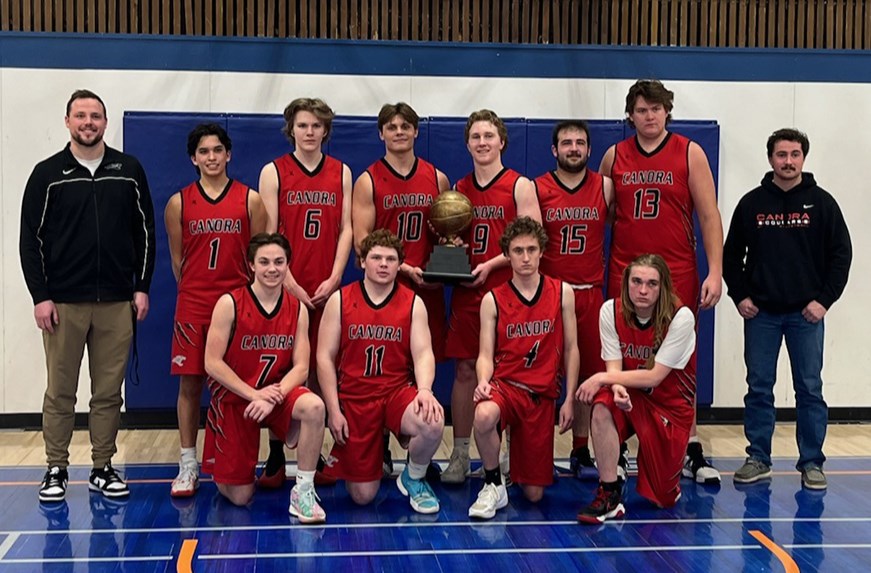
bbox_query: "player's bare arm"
[351,171,376,257]
[473,293,497,402]
[409,296,441,424]
[559,282,580,434]
[599,145,617,178]
[602,175,617,224]
[316,291,348,444]
[204,294,283,405]
[436,169,451,192]
[311,164,353,307]
[248,189,268,236]
[164,192,183,282]
[515,177,542,223]
[275,305,311,396]
[688,141,724,310]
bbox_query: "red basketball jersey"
[337,281,416,400]
[176,180,251,323]
[491,275,564,398]
[613,298,696,429]
[455,167,519,294]
[273,153,344,296]
[609,133,696,278]
[369,157,440,268]
[208,285,301,406]
[535,170,608,287]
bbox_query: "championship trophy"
[422,190,476,283]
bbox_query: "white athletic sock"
[407,460,428,480]
[453,438,470,456]
[688,436,700,445]
[297,470,315,489]
[180,447,197,468]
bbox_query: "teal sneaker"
[289,484,326,524]
[397,467,440,514]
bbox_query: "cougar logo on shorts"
[172,355,187,367]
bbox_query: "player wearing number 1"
[599,80,724,484]
[534,120,613,477]
[259,98,353,484]
[165,123,266,498]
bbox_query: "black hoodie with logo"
[723,171,851,314]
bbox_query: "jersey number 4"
[364,345,385,377]
[524,340,540,368]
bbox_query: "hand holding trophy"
[422,190,476,283]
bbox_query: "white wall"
[1,68,865,414]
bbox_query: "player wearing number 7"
[599,80,724,484]
[165,123,266,498]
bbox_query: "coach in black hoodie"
[724,128,851,491]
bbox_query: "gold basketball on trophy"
[429,190,473,243]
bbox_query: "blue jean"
[743,309,827,470]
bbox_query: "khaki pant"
[42,301,133,468]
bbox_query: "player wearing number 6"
[202,233,327,522]
[317,230,445,514]
[165,123,266,498]
[469,216,579,519]
[599,80,724,483]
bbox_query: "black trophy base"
[423,245,475,284]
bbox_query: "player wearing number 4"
[165,123,266,498]
[599,80,724,484]
[318,230,445,514]
[203,233,327,522]
[258,98,353,486]
[469,216,579,519]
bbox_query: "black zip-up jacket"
[723,171,851,313]
[19,143,156,305]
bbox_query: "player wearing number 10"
[165,123,266,498]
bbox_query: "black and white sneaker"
[577,484,625,524]
[616,442,630,481]
[39,466,69,502]
[89,463,130,498]
[682,442,721,484]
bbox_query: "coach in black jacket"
[724,128,851,492]
[19,89,156,503]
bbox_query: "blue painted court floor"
[0,457,869,572]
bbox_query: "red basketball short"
[488,380,556,487]
[573,288,605,380]
[593,387,690,508]
[203,386,310,485]
[323,385,418,483]
[170,321,209,376]
[445,286,486,360]
[409,281,447,363]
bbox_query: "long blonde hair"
[620,254,680,369]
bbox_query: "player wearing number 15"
[164,123,266,498]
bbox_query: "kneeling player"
[318,229,444,514]
[576,254,696,523]
[469,217,579,519]
[203,233,326,523]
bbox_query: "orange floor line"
[749,530,800,573]
[176,538,198,573]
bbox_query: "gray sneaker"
[733,458,772,484]
[801,465,827,490]
[440,450,470,484]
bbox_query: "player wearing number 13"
[164,123,266,498]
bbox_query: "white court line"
[200,544,758,560]
[2,516,871,537]
[0,534,20,559]
[0,555,171,565]
[784,543,871,549]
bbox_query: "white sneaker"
[468,482,508,519]
[171,463,199,498]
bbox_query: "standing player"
[534,120,613,476]
[599,80,723,484]
[576,254,696,523]
[258,97,353,484]
[165,124,266,498]
[203,233,327,523]
[441,109,541,483]
[469,217,578,519]
[318,230,444,514]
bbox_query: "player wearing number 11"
[165,123,266,498]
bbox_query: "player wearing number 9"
[164,123,266,498]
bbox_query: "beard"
[72,130,104,148]
[557,154,588,174]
